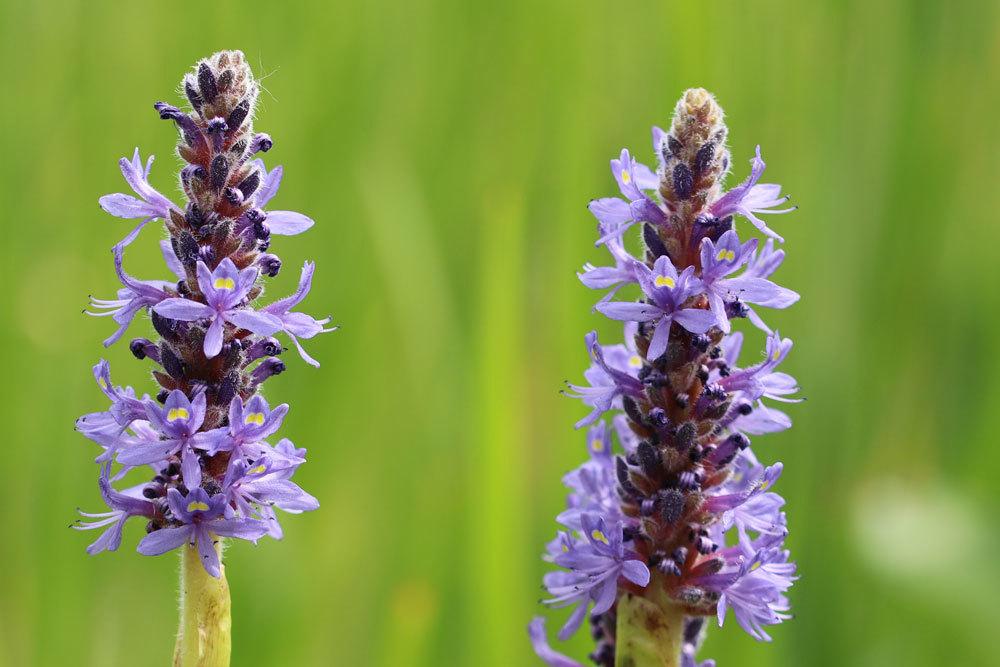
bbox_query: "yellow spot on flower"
[654,275,675,288]
[98,377,108,389]
[592,439,604,452]
[772,348,781,361]
[249,464,266,475]
[187,501,210,512]
[621,170,631,185]
[716,249,736,262]
[591,530,609,544]
[213,277,236,290]
[562,544,569,553]
[244,412,265,426]
[629,355,642,368]
[167,407,189,422]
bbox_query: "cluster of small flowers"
[530,89,799,665]
[74,51,335,577]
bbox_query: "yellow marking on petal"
[591,530,609,545]
[592,439,604,452]
[98,377,108,389]
[716,249,736,262]
[213,277,236,290]
[772,349,781,361]
[167,407,189,422]
[621,170,631,185]
[562,544,569,553]
[244,412,265,426]
[654,275,675,288]
[187,501,210,512]
[629,355,642,368]
[248,464,266,475]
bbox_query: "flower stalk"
[175,542,231,667]
[529,89,800,667]
[73,50,334,664]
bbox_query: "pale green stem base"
[615,577,685,667]
[174,541,231,667]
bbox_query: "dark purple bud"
[689,444,704,463]
[696,365,709,383]
[673,163,694,200]
[145,521,158,534]
[245,337,283,362]
[198,63,218,103]
[251,358,286,385]
[246,208,267,225]
[692,335,710,353]
[249,133,273,154]
[160,345,185,379]
[667,135,683,159]
[623,396,644,424]
[216,372,239,407]
[217,69,234,92]
[708,346,722,360]
[703,383,727,402]
[162,461,181,477]
[142,485,163,499]
[695,536,717,555]
[129,338,160,362]
[640,498,656,517]
[258,253,281,277]
[185,203,207,229]
[238,170,260,199]
[648,407,669,428]
[615,456,630,487]
[656,489,685,524]
[224,187,244,206]
[252,218,270,241]
[184,78,203,113]
[684,617,706,644]
[637,441,660,477]
[210,155,229,191]
[227,99,250,131]
[643,223,670,259]
[156,389,170,404]
[151,310,180,341]
[206,117,229,151]
[659,559,682,576]
[191,242,213,263]
[678,471,699,491]
[674,393,689,409]
[694,142,715,175]
[674,421,696,449]
[737,401,753,416]
[154,101,184,121]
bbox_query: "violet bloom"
[250,159,316,235]
[86,241,174,346]
[198,394,290,457]
[543,513,650,640]
[222,456,319,539]
[532,89,800,667]
[98,149,178,242]
[73,464,156,554]
[115,390,215,489]
[597,255,717,360]
[710,146,796,243]
[588,148,666,245]
[137,488,268,578]
[699,230,799,333]
[153,258,281,358]
[565,331,644,429]
[261,261,336,367]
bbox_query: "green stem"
[615,577,685,667]
[174,541,231,667]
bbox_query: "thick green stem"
[615,578,685,667]
[174,541,231,667]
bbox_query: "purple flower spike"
[153,258,282,358]
[533,89,800,666]
[76,52,332,590]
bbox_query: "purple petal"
[266,210,315,235]
[153,298,214,321]
[225,309,282,336]
[137,526,192,555]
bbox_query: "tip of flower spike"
[670,88,726,148]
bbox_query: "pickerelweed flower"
[74,51,334,665]
[531,89,800,667]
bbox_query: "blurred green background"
[1,0,998,665]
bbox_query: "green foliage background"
[1,0,998,665]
